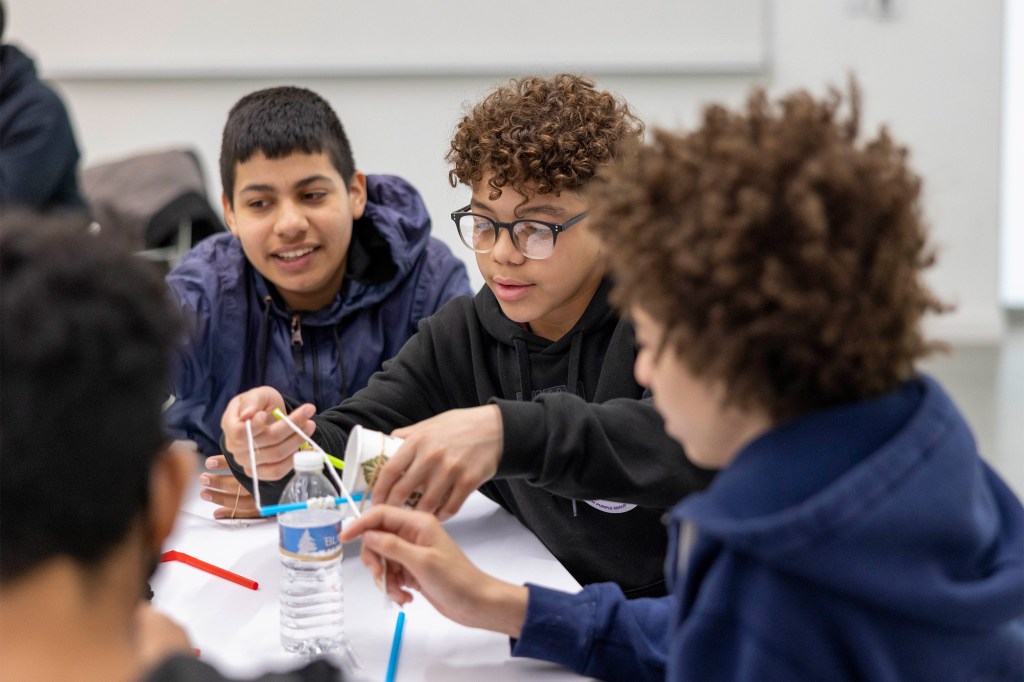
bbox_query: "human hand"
[220,386,316,481]
[199,455,261,519]
[340,506,527,637]
[135,603,193,671]
[373,405,503,520]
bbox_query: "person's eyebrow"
[470,199,569,220]
[238,183,276,195]
[238,175,334,195]
[293,174,335,190]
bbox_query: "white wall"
[773,1,1007,341]
[1004,0,1024,307]
[6,0,1008,341]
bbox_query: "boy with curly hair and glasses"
[220,74,716,598]
[339,82,1024,680]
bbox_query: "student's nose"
[274,200,308,238]
[489,226,526,265]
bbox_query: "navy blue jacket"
[514,375,1024,680]
[165,174,471,455]
[0,44,85,209]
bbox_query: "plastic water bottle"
[278,450,357,661]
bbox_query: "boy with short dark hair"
[220,74,716,598]
[165,86,471,466]
[0,213,342,681]
[340,82,1024,681]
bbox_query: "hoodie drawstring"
[332,325,349,401]
[567,330,583,398]
[513,338,533,402]
[568,330,584,515]
[310,333,322,408]
[514,331,586,516]
[257,295,273,385]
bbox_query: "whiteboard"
[6,0,769,79]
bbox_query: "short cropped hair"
[220,86,356,205]
[589,82,948,421]
[0,211,182,584]
[447,74,643,204]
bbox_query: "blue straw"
[385,609,406,682]
[258,492,364,517]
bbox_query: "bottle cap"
[292,449,323,472]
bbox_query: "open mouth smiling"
[273,246,317,261]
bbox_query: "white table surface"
[153,486,593,681]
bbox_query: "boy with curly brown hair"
[219,74,715,598]
[339,82,1024,680]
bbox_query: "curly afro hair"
[446,74,643,203]
[588,80,950,421]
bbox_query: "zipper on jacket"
[290,313,304,375]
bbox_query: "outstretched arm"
[341,505,673,682]
[340,506,528,637]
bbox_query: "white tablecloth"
[153,487,592,681]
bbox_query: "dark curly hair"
[446,74,643,203]
[588,81,950,421]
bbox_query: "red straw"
[160,550,259,590]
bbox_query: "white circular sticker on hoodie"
[584,499,637,514]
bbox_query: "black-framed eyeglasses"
[450,205,589,260]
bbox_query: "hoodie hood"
[474,278,619,400]
[475,278,618,351]
[675,374,1024,631]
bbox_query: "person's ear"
[147,442,197,548]
[222,194,239,236]
[348,172,367,221]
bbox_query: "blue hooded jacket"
[165,174,471,455]
[513,374,1024,680]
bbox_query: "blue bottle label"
[279,521,343,561]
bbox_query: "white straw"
[245,419,263,512]
[274,410,361,519]
[272,408,324,454]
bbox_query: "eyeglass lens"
[456,215,556,259]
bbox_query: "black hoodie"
[0,44,85,210]
[227,280,715,597]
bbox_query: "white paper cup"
[342,425,404,497]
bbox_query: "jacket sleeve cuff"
[221,434,292,504]
[491,398,547,478]
[512,584,596,672]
